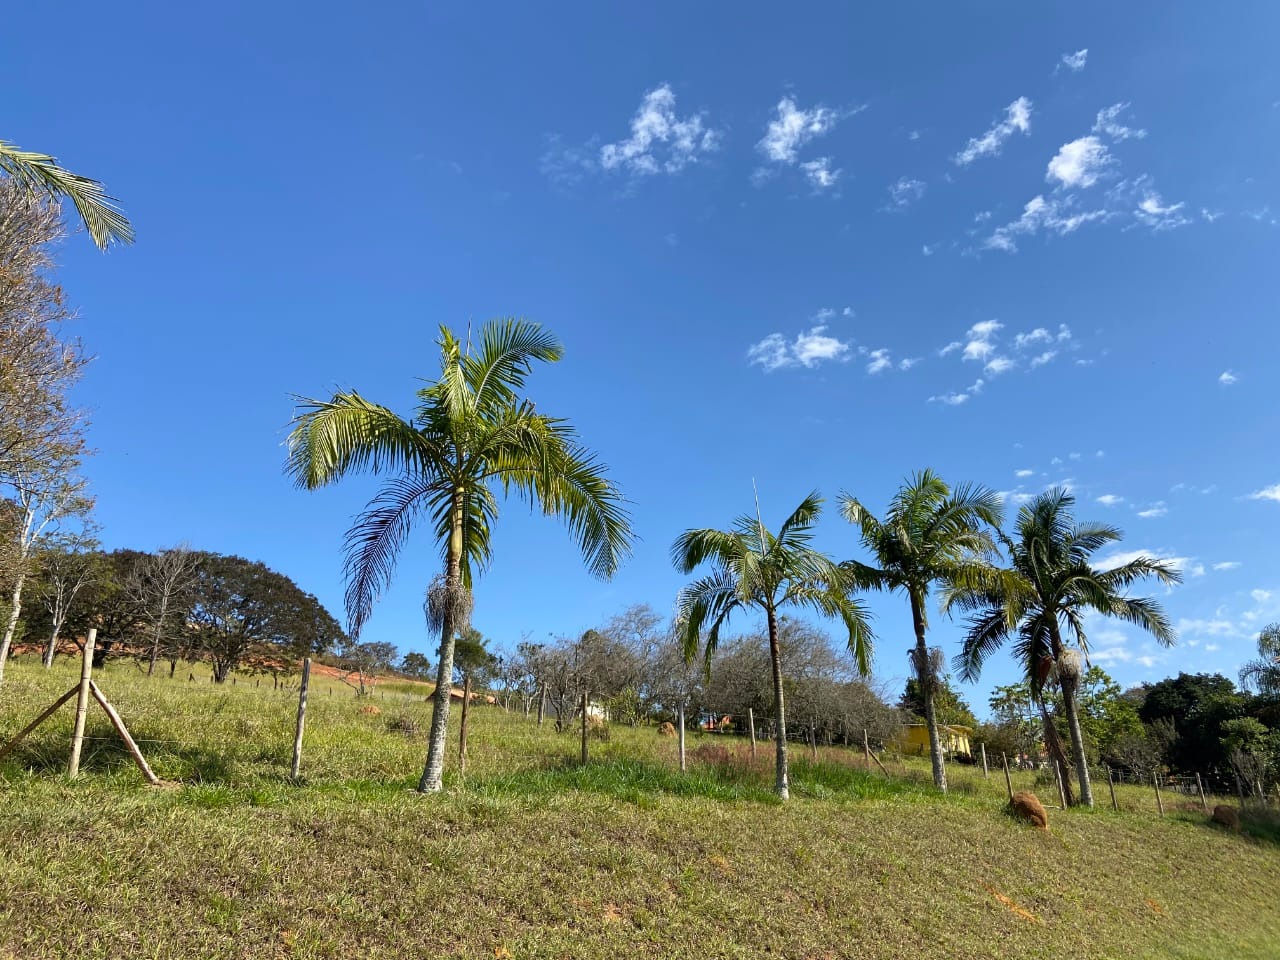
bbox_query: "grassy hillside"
[1,657,1277,960]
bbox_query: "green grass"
[1,657,1278,959]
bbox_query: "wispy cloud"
[1248,483,1280,503]
[1212,561,1241,571]
[1096,494,1124,507]
[961,320,1003,361]
[1137,503,1167,518]
[1059,49,1089,73]
[1046,136,1112,188]
[747,324,850,371]
[800,157,841,192]
[1097,548,1203,578]
[1093,103,1146,142]
[984,195,1109,252]
[599,84,719,176]
[953,97,1033,166]
[757,96,850,191]
[1015,469,1035,478]
[1219,370,1238,386]
[886,177,927,209]
[1134,190,1190,230]
[930,379,985,406]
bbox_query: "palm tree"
[1240,623,1280,696]
[1,140,133,249]
[286,318,633,792]
[673,492,873,800]
[948,488,1179,807]
[840,470,1002,792]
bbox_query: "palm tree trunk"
[418,488,465,793]
[0,571,28,687]
[1037,699,1075,806]
[911,592,946,792]
[1058,672,1094,807]
[766,605,789,800]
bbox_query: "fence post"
[980,742,989,779]
[809,724,817,761]
[677,702,687,772]
[1106,766,1118,811]
[1195,772,1209,812]
[1053,758,1068,810]
[458,674,472,777]
[1001,752,1014,801]
[863,728,872,770]
[67,628,97,779]
[748,707,757,760]
[1153,771,1165,817]
[580,690,589,764]
[290,658,311,780]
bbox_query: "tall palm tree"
[673,492,873,800]
[1,140,133,249]
[840,470,1002,792]
[1239,623,1280,696]
[287,318,633,792]
[948,488,1179,807]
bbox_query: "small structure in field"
[1211,804,1240,831]
[657,722,676,737]
[1009,790,1049,830]
[889,723,973,758]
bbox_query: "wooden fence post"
[677,702,687,772]
[88,682,161,786]
[1106,766,1118,812]
[748,707,757,760]
[458,674,472,777]
[580,690,589,764]
[1001,752,1014,801]
[1195,772,1209,812]
[1053,758,1068,810]
[980,742,989,779]
[809,724,817,761]
[67,628,96,778]
[290,658,311,780]
[1153,771,1165,817]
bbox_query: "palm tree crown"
[1239,623,1280,697]
[1,140,133,250]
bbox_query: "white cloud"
[1248,484,1280,503]
[1060,49,1089,72]
[1203,644,1219,654]
[930,379,985,406]
[887,177,927,208]
[953,97,1033,165]
[898,357,919,371]
[1091,646,1133,665]
[538,134,597,185]
[1176,617,1237,638]
[1093,103,1147,142]
[759,96,839,164]
[922,244,934,256]
[599,84,719,176]
[801,157,841,191]
[962,319,1003,361]
[1137,503,1167,518]
[1096,494,1124,507]
[984,194,1108,252]
[1015,469,1034,478]
[1212,561,1241,571]
[1252,589,1273,603]
[1096,548,1201,577]
[1134,191,1190,230]
[866,349,893,374]
[748,325,851,371]
[939,341,962,357]
[1014,328,1053,349]
[1046,136,1111,188]
[1029,350,1058,368]
[984,356,1015,376]
[1218,370,1238,385]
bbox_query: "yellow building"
[890,723,973,758]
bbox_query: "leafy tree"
[287,318,633,792]
[0,139,132,249]
[1240,623,1280,696]
[453,627,497,687]
[187,552,344,682]
[673,492,873,800]
[399,651,432,679]
[840,469,1001,791]
[949,489,1178,807]
[336,639,398,695]
[899,674,977,728]
[1139,672,1250,778]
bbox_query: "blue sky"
[5,2,1279,714]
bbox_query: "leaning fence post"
[980,742,989,779]
[290,658,311,780]
[1195,772,1209,812]
[1052,758,1068,810]
[67,629,97,779]
[1001,752,1014,801]
[1153,771,1165,817]
[863,728,872,770]
[1106,766,1118,811]
[677,702,687,772]
[748,707,757,760]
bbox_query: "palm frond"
[286,393,440,489]
[0,140,133,249]
[464,318,563,414]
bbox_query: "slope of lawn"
[1,658,1277,960]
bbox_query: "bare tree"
[37,527,100,667]
[125,544,198,676]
